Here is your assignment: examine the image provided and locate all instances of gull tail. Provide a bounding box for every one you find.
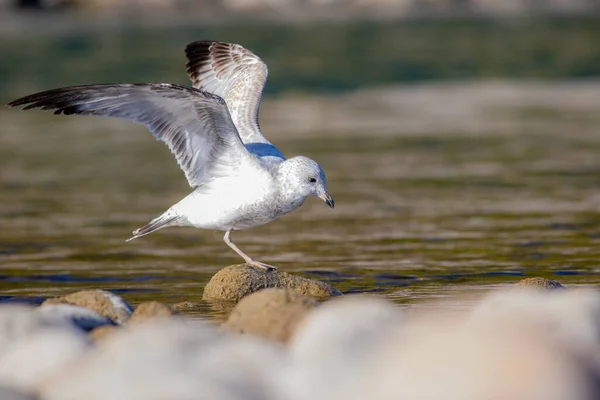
[126,212,181,242]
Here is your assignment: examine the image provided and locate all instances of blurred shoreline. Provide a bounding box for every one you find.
[1,0,599,30]
[0,0,599,38]
[2,16,600,101]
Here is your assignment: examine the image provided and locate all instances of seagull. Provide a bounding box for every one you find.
[7,41,334,271]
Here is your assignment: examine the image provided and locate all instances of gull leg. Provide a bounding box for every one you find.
[223,230,278,271]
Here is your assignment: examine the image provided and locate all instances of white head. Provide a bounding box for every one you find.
[278,156,334,208]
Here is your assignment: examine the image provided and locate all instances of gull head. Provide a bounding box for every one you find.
[279,156,334,209]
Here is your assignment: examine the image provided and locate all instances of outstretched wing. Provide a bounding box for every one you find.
[7,83,257,188]
[185,41,269,145]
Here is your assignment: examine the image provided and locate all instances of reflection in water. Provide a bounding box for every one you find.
[2,80,600,320]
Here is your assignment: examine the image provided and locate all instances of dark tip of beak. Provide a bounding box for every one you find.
[327,198,335,209]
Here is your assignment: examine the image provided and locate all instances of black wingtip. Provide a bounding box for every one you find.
[7,92,49,110]
[6,99,23,108]
[185,40,217,52]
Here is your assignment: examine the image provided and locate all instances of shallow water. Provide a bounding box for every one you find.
[3,80,600,319]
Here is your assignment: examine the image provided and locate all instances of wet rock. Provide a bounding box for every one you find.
[40,320,288,400]
[42,290,133,324]
[38,304,115,331]
[277,272,342,299]
[129,302,174,323]
[202,264,342,303]
[514,277,564,290]
[223,288,318,343]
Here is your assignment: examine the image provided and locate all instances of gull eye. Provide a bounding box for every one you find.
[309,178,317,183]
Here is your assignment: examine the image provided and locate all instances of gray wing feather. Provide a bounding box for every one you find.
[7,83,254,188]
[185,41,269,145]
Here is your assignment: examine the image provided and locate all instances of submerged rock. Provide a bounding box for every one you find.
[202,264,342,302]
[223,288,318,343]
[129,302,175,323]
[42,290,133,324]
[514,277,564,290]
[171,301,203,312]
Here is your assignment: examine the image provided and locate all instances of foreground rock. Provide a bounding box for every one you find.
[364,315,598,400]
[289,296,405,399]
[3,286,600,399]
[223,289,318,343]
[42,290,133,324]
[39,320,288,400]
[514,277,564,290]
[202,264,342,302]
[0,386,38,400]
[290,296,405,363]
[471,289,600,367]
[0,306,91,392]
[88,326,119,343]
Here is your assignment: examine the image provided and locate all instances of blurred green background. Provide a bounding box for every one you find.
[2,16,600,97]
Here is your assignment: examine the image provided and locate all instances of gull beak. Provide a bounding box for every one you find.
[319,192,335,209]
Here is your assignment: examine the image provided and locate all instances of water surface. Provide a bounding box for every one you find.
[3,81,600,319]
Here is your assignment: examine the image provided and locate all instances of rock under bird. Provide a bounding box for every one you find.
[7,41,334,271]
